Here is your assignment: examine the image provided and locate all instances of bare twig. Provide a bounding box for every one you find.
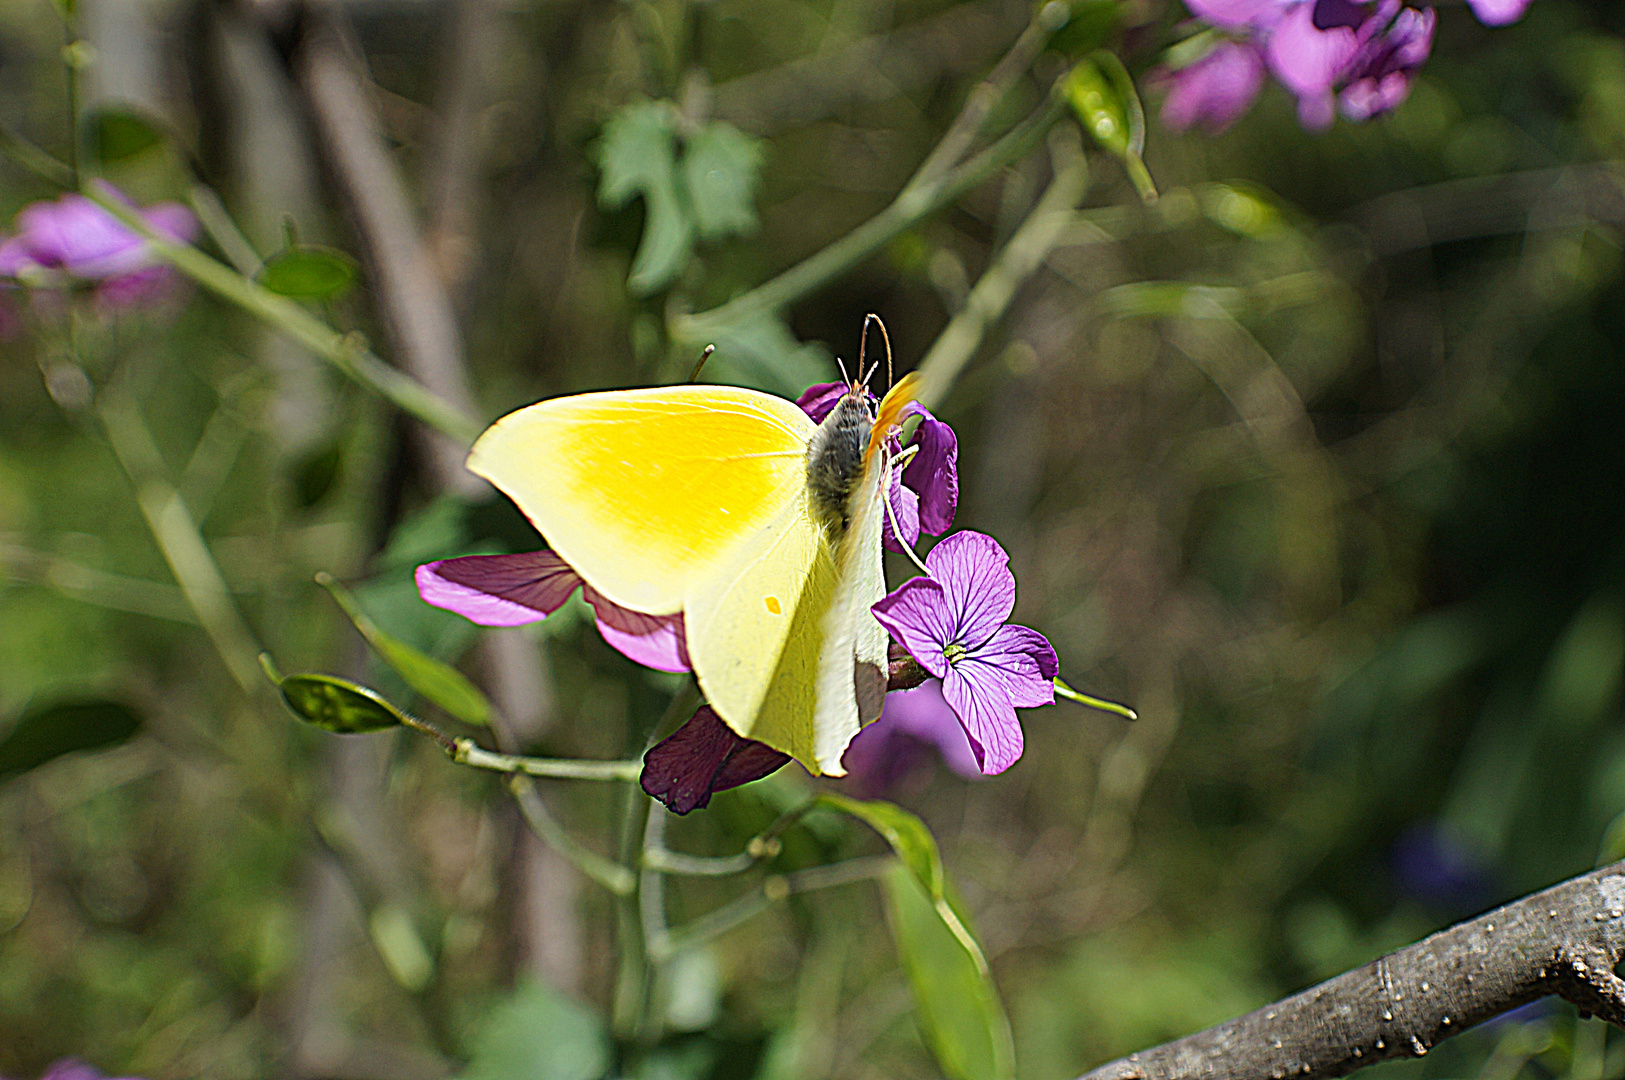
[1076,860,1625,1080]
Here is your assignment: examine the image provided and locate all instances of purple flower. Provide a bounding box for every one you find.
[35,1062,141,1080]
[1465,0,1530,25]
[1267,0,1397,128]
[641,705,791,813]
[1159,40,1268,133]
[795,381,958,552]
[0,188,197,309]
[1338,6,1435,121]
[870,532,1057,774]
[1183,0,1288,30]
[840,679,984,795]
[416,551,689,673]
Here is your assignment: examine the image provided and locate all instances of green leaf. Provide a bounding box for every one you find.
[880,864,1016,1080]
[0,699,142,783]
[274,672,409,734]
[85,107,163,164]
[318,573,492,726]
[682,121,763,241]
[257,246,359,301]
[597,101,694,295]
[1064,56,1156,203]
[458,981,610,1080]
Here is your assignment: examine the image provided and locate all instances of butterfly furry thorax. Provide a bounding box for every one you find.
[805,389,876,537]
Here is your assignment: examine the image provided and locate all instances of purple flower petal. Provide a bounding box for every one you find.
[883,470,921,553]
[0,235,42,277]
[924,531,1016,649]
[796,381,847,422]
[583,586,690,672]
[1184,0,1288,30]
[901,404,958,535]
[871,576,955,678]
[641,706,790,814]
[941,665,1025,774]
[970,624,1059,704]
[885,679,983,777]
[39,1062,108,1080]
[416,550,582,626]
[1160,40,1268,133]
[1339,6,1434,120]
[1465,0,1529,25]
[1267,0,1362,97]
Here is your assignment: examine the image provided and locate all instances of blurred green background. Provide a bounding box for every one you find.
[3,0,1625,1077]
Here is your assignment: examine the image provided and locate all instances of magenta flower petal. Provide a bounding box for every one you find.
[583,586,690,672]
[941,666,1024,774]
[0,235,42,276]
[1160,40,1268,133]
[416,550,581,626]
[924,531,1016,647]
[795,381,847,422]
[885,679,983,777]
[872,576,955,679]
[1338,6,1434,120]
[1184,0,1287,29]
[901,404,958,535]
[883,470,921,553]
[1267,1,1361,97]
[39,1062,112,1080]
[641,706,791,813]
[981,624,1060,692]
[1465,0,1530,25]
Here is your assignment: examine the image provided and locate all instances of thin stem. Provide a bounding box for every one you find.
[81,182,484,446]
[0,542,196,624]
[187,184,264,277]
[451,739,643,782]
[902,0,1070,195]
[1054,679,1138,721]
[651,855,896,962]
[675,87,1068,344]
[508,777,636,896]
[0,120,75,187]
[641,797,815,877]
[98,391,264,694]
[913,129,1091,410]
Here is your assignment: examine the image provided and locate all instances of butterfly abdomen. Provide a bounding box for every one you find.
[806,392,873,537]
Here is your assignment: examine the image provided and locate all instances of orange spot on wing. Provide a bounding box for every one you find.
[867,372,921,461]
[764,595,782,615]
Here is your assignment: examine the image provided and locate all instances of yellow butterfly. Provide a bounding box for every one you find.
[467,346,919,776]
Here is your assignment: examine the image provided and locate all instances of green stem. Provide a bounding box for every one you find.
[1054,678,1138,722]
[674,88,1067,345]
[508,777,636,896]
[81,182,483,446]
[0,542,196,624]
[641,797,813,876]
[650,855,896,962]
[98,391,265,695]
[913,130,1092,410]
[0,120,75,187]
[452,739,643,782]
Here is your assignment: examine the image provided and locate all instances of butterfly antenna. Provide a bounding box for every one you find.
[686,344,716,383]
[835,354,853,391]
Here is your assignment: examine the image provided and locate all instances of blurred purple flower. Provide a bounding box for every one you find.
[870,531,1057,774]
[840,679,983,795]
[1389,820,1494,911]
[417,550,689,672]
[1338,6,1435,121]
[641,705,791,813]
[1159,40,1269,133]
[1176,0,1442,131]
[796,381,958,552]
[0,189,197,309]
[35,1061,141,1080]
[1465,0,1531,25]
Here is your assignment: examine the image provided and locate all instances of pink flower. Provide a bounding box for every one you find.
[870,532,1057,774]
[1159,40,1268,133]
[416,550,689,672]
[0,188,197,310]
[1465,0,1531,26]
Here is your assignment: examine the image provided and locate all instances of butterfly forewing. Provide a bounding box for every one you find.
[468,386,815,615]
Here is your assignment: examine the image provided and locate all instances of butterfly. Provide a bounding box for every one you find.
[466,327,919,776]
